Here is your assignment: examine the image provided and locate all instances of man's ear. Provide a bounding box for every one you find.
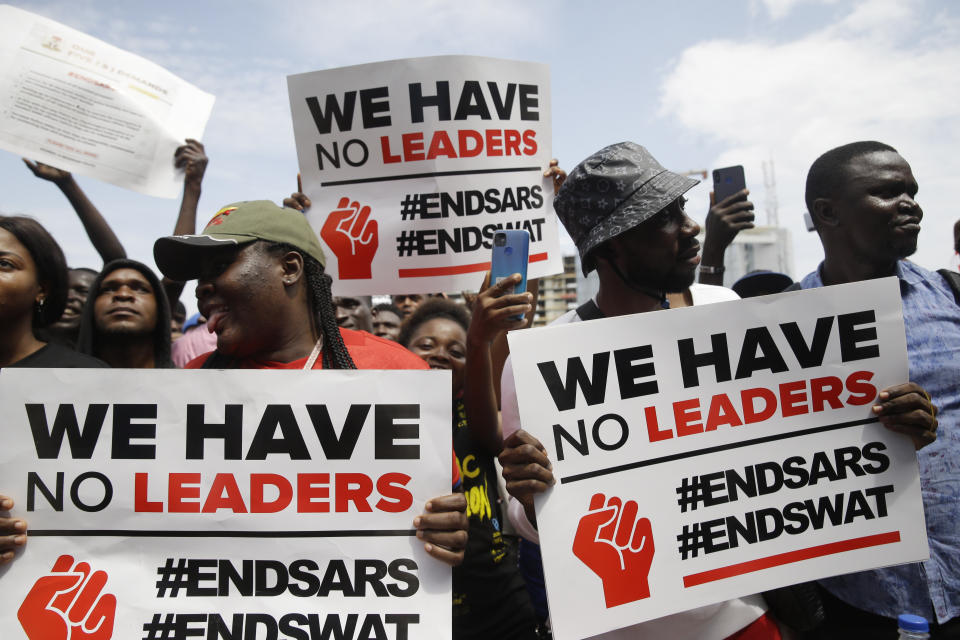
[811,197,839,229]
[280,251,305,285]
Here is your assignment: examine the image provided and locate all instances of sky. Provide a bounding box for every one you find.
[1,0,958,315]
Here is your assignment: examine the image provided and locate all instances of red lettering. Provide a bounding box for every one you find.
[705,393,743,430]
[335,473,373,512]
[168,473,201,513]
[380,136,401,163]
[645,405,673,442]
[485,129,504,156]
[426,130,457,159]
[810,376,844,412]
[375,473,413,512]
[845,370,877,406]
[742,387,777,423]
[779,380,809,417]
[202,473,247,513]
[522,129,537,155]
[458,130,483,157]
[401,132,425,161]
[504,129,522,155]
[297,473,330,513]
[674,399,703,437]
[250,473,292,513]
[134,473,162,512]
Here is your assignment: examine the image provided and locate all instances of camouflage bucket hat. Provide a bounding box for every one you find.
[554,142,699,274]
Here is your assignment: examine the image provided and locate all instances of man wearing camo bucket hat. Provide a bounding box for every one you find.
[497,143,784,639]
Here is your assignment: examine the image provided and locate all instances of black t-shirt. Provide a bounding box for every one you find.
[452,397,537,640]
[7,343,107,368]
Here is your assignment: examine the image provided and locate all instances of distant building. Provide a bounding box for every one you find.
[534,254,578,326]
[709,225,794,287]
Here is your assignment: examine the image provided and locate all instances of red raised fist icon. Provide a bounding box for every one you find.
[321,197,379,279]
[573,493,655,608]
[18,554,116,640]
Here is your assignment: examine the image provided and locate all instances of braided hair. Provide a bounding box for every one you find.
[264,242,355,369]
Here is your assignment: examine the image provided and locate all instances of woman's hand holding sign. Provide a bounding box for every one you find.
[0,494,26,564]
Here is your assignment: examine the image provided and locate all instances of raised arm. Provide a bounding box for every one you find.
[23,159,126,263]
[699,189,755,285]
[162,139,209,305]
[464,273,533,454]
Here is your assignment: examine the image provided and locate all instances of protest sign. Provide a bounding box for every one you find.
[0,5,214,198]
[287,55,560,295]
[0,369,451,640]
[507,278,928,640]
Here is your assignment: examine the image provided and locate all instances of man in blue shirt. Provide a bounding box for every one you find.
[800,141,957,638]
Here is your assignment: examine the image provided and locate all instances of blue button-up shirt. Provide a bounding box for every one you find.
[801,261,960,623]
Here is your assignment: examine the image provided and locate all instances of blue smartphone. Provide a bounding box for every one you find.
[712,165,746,204]
[490,230,529,319]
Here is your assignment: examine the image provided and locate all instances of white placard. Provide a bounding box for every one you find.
[288,55,560,295]
[0,369,451,640]
[0,5,215,198]
[507,278,928,640]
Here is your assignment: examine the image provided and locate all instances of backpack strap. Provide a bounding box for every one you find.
[937,269,960,305]
[575,299,605,321]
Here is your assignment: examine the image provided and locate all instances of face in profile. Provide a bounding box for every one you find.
[605,197,701,294]
[831,151,922,265]
[94,268,158,336]
[195,243,296,359]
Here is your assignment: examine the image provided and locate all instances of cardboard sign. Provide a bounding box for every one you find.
[287,55,560,295]
[507,278,928,640]
[0,5,214,198]
[0,369,451,640]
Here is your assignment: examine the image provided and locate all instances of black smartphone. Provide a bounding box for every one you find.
[712,165,746,204]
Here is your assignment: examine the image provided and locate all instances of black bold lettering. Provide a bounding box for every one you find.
[735,327,789,379]
[374,405,419,460]
[454,81,492,120]
[537,353,610,411]
[186,404,243,460]
[553,420,588,461]
[838,310,880,362]
[387,559,420,597]
[246,405,309,460]
[677,335,731,388]
[306,92,357,134]
[518,84,539,120]
[358,87,391,128]
[110,404,156,459]
[305,404,370,460]
[409,82,450,123]
[70,471,112,512]
[26,404,108,459]
[487,82,517,119]
[780,316,834,367]
[613,345,658,399]
[861,442,890,474]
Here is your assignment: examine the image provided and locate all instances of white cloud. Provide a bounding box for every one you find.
[755,0,838,20]
[660,0,960,277]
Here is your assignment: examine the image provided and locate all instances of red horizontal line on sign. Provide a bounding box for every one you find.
[398,251,549,278]
[682,530,901,588]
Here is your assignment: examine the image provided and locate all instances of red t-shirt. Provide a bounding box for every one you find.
[185,328,461,485]
[185,327,429,370]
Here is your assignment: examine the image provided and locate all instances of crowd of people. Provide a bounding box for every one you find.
[0,136,956,640]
